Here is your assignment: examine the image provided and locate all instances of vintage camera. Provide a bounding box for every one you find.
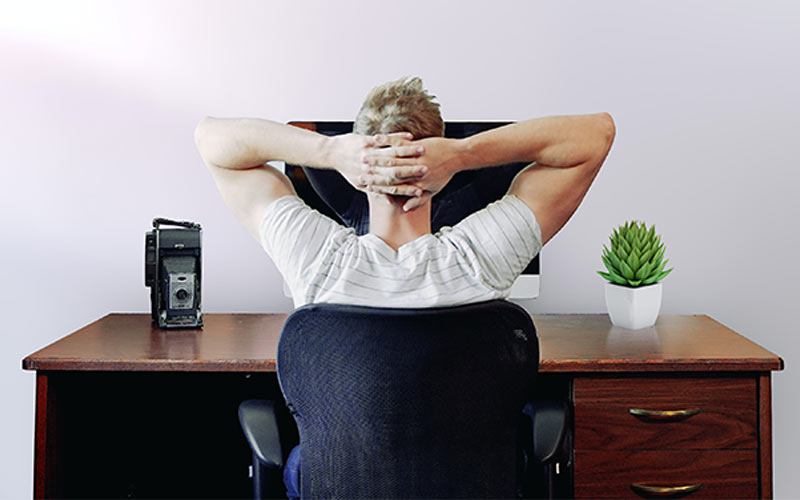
[145,218,203,329]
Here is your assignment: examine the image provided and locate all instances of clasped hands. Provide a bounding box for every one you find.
[332,132,458,212]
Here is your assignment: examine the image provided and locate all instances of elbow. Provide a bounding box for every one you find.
[195,116,221,168]
[591,112,615,168]
[194,116,213,153]
[598,112,616,149]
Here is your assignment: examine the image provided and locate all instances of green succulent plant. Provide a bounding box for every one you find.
[598,221,673,287]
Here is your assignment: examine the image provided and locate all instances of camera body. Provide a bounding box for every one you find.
[145,218,203,329]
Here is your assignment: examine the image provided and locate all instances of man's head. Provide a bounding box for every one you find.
[354,77,444,139]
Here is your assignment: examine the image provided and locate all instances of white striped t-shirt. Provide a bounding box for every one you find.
[260,194,542,308]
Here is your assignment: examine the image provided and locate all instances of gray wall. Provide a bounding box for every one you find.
[2,1,798,497]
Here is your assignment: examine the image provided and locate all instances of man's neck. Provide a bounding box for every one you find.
[367,193,432,250]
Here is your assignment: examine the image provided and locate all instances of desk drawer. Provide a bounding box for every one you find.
[574,376,757,450]
[574,449,758,499]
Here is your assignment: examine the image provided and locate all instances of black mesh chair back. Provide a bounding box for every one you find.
[277,299,539,499]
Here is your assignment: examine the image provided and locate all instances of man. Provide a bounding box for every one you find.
[195,77,614,309]
[196,77,613,497]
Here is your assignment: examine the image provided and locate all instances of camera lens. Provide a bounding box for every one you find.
[176,289,188,300]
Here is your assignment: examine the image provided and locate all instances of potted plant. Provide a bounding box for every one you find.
[597,221,673,329]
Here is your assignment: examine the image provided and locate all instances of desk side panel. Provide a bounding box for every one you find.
[34,372,60,499]
[759,373,773,499]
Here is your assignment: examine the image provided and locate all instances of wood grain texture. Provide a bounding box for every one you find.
[574,449,758,499]
[759,374,773,499]
[33,372,50,499]
[536,314,783,373]
[23,314,287,372]
[34,372,64,499]
[574,376,757,450]
[22,314,784,374]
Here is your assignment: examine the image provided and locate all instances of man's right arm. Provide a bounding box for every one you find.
[366,113,616,245]
[498,113,615,245]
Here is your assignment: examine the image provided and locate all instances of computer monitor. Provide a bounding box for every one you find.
[283,121,540,300]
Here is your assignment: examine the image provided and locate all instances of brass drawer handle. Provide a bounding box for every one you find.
[629,408,703,421]
[631,483,704,496]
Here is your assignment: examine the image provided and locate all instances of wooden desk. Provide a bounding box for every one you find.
[23,313,783,499]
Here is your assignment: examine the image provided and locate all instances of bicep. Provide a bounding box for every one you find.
[509,161,602,245]
[206,163,296,240]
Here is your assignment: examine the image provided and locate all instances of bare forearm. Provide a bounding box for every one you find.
[458,113,615,170]
[194,117,333,170]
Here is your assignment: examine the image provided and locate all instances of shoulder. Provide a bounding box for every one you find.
[261,195,343,238]
[437,195,542,291]
[260,195,358,306]
[259,195,354,267]
[445,195,541,243]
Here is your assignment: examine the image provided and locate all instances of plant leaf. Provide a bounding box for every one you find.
[599,270,627,285]
[650,244,665,266]
[609,268,628,285]
[619,236,632,255]
[627,250,640,273]
[635,261,650,280]
[653,258,670,276]
[641,246,656,265]
[601,255,616,274]
[631,244,641,261]
[608,251,624,273]
[619,259,635,279]
[616,242,629,260]
[656,268,674,281]
[628,279,642,287]
[625,226,635,245]
[603,244,617,264]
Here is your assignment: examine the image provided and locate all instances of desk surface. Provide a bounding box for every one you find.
[23,313,783,373]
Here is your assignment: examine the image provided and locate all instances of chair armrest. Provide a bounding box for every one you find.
[238,399,284,468]
[523,399,569,464]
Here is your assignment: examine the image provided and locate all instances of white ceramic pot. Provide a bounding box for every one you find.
[605,282,663,330]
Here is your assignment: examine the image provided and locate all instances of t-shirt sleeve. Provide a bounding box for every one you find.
[441,194,543,291]
[259,195,349,298]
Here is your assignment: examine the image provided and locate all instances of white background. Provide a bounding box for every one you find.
[2,1,798,497]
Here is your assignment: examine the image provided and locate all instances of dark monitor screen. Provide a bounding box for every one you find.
[285,121,539,276]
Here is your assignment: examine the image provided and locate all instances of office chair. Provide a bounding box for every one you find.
[239,300,570,499]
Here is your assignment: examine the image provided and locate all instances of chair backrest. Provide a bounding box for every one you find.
[277,300,539,499]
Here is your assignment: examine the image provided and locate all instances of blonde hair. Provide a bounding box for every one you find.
[354,77,444,139]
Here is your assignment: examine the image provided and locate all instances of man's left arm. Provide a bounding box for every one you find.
[194,117,426,239]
